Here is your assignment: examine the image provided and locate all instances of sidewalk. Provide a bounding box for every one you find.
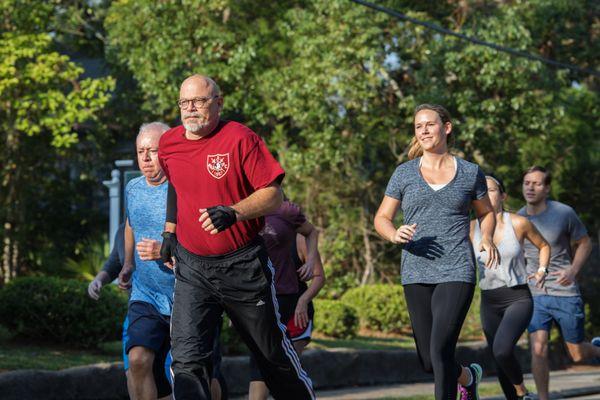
[232,366,600,399]
[311,366,600,400]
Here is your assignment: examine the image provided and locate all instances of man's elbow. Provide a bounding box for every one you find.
[579,236,593,254]
[266,184,283,213]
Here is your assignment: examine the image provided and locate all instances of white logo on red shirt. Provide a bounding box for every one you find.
[207,153,230,179]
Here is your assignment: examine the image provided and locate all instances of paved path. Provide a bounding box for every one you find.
[315,366,600,400]
[233,366,600,399]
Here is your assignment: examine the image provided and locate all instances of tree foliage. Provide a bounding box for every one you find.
[0,19,114,283]
[105,0,598,289]
[1,0,598,290]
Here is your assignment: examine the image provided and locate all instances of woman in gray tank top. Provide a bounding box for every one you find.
[470,175,550,400]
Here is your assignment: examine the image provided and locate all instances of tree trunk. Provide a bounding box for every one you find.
[360,207,375,286]
[1,130,20,285]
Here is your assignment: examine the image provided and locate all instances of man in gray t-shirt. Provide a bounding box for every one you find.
[518,166,597,400]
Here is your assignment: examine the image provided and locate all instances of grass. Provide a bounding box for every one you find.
[381,383,504,399]
[310,333,416,350]
[0,340,122,372]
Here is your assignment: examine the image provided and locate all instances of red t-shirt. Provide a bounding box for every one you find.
[158,121,285,256]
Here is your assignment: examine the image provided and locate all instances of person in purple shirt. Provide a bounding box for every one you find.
[248,199,326,400]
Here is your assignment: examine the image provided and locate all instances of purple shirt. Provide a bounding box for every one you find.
[260,201,306,294]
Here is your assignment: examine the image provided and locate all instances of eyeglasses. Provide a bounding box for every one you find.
[177,95,219,109]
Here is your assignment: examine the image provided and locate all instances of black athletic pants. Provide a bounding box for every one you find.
[481,285,533,400]
[170,240,314,400]
[404,282,475,400]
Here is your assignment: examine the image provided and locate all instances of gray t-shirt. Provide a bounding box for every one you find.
[385,157,488,285]
[517,200,588,297]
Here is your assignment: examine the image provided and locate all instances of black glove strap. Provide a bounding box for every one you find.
[207,206,237,232]
[160,232,177,263]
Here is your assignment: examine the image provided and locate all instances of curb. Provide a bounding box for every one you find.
[484,386,600,400]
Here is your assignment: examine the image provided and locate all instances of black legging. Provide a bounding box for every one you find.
[404,282,475,400]
[480,285,533,400]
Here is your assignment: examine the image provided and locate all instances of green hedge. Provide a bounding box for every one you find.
[220,316,248,355]
[0,277,127,348]
[313,299,358,339]
[459,286,483,341]
[341,284,410,333]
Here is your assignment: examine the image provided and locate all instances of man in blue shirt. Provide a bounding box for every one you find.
[118,122,175,400]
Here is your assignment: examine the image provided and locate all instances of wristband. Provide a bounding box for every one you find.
[537,266,548,275]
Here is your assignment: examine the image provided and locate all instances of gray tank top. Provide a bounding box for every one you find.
[473,212,528,290]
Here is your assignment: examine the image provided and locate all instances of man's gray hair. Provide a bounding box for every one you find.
[138,121,170,136]
[136,122,170,143]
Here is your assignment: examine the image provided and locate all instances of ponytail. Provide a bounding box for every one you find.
[407,104,452,159]
[408,137,423,160]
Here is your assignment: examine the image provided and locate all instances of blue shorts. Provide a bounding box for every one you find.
[121,316,172,377]
[122,306,224,382]
[527,295,585,344]
[125,301,173,397]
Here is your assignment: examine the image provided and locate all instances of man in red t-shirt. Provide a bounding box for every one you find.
[158,75,314,400]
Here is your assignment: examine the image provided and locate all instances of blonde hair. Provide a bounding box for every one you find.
[408,104,452,160]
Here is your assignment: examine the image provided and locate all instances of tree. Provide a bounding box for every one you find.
[104,0,598,292]
[0,32,114,283]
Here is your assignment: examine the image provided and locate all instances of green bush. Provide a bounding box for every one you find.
[0,277,127,348]
[459,286,484,341]
[0,324,14,343]
[220,315,248,355]
[313,299,358,339]
[341,284,410,333]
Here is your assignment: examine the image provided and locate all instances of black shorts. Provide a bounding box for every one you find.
[126,301,172,397]
[275,293,314,342]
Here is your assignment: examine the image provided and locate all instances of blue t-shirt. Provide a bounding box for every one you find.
[384,157,488,285]
[125,176,174,316]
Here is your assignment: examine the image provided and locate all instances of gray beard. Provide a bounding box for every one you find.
[183,120,210,133]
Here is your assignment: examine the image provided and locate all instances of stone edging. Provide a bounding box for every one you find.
[0,342,572,399]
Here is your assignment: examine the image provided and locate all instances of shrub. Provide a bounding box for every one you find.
[341,284,410,333]
[313,299,358,339]
[220,316,248,355]
[459,286,484,341]
[0,276,127,348]
[0,324,14,343]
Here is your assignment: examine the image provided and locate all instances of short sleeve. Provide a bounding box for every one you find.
[242,134,285,189]
[566,208,588,241]
[158,136,171,181]
[384,166,404,200]
[472,167,488,200]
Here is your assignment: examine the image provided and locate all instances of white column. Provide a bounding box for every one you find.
[102,169,121,251]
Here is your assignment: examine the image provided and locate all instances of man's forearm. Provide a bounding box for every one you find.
[231,184,282,221]
[570,237,592,275]
[96,270,112,285]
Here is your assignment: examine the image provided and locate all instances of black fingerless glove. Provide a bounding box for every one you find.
[160,232,178,263]
[207,205,237,232]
